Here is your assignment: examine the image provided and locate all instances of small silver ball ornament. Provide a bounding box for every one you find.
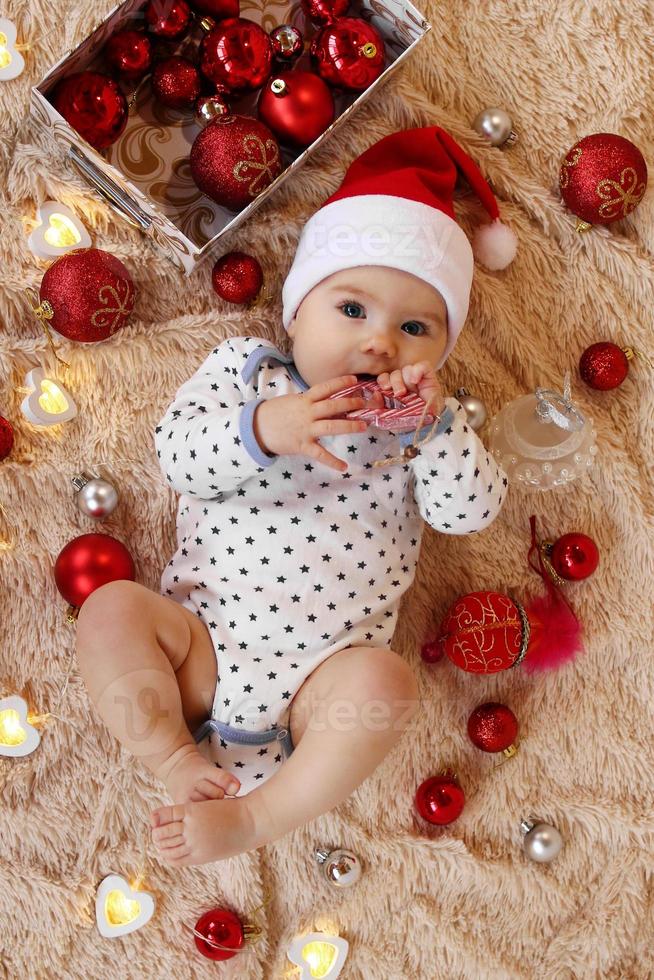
[455,387,487,431]
[72,473,119,519]
[194,94,230,126]
[270,24,304,63]
[472,107,517,148]
[314,847,362,887]
[520,819,563,863]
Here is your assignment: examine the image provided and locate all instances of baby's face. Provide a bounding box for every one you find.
[287,266,449,388]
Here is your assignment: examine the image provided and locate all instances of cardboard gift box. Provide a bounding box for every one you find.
[30,0,431,274]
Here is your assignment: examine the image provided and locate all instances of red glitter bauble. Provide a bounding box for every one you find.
[579,341,630,390]
[438,591,528,674]
[415,772,465,825]
[51,71,128,151]
[310,18,386,91]
[301,0,349,24]
[550,533,600,581]
[559,133,648,226]
[0,416,14,461]
[194,907,245,961]
[38,248,136,343]
[145,0,192,38]
[104,29,152,81]
[212,251,263,303]
[258,71,334,148]
[188,0,239,16]
[54,533,135,609]
[200,17,272,94]
[190,114,282,210]
[152,56,201,108]
[420,638,444,664]
[467,702,518,753]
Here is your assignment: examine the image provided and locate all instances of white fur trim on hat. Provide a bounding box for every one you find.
[281,195,474,369]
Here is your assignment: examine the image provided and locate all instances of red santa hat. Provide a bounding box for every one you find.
[281,125,517,368]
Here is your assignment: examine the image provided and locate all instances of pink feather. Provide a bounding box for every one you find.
[522,588,584,674]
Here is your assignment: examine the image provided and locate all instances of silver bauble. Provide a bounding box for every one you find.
[194,94,230,126]
[270,24,304,62]
[520,819,563,863]
[314,847,362,887]
[455,387,487,431]
[72,473,119,519]
[472,107,518,148]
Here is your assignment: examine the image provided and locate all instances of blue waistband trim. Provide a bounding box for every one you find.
[193,718,295,757]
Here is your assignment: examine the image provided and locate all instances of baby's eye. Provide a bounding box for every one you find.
[401,320,426,336]
[339,301,365,318]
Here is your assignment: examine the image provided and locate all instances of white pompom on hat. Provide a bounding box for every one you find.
[282,125,517,369]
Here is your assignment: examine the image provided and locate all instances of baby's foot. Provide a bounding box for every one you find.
[150,794,262,866]
[155,744,240,804]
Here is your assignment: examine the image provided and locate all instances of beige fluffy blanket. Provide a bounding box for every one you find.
[1,0,653,977]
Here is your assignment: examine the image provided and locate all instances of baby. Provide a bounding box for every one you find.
[76,125,513,867]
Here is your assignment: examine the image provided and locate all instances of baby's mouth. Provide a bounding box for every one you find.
[355,373,377,381]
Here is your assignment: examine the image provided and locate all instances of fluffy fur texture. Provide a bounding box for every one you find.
[1,0,653,977]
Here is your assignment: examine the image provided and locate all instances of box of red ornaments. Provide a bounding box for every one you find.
[30,0,431,274]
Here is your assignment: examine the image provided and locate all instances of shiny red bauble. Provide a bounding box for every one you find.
[188,0,239,17]
[54,533,136,608]
[38,248,136,343]
[51,71,128,151]
[310,17,386,91]
[438,591,527,674]
[200,17,272,94]
[145,0,192,38]
[194,907,244,961]
[212,251,263,303]
[420,638,444,664]
[258,71,334,147]
[301,0,349,24]
[550,533,600,581]
[0,416,14,461]
[467,702,518,753]
[104,29,152,81]
[559,133,648,226]
[579,341,630,390]
[415,772,465,825]
[190,115,282,209]
[152,56,201,108]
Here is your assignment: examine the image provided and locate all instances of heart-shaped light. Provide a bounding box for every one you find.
[287,932,349,979]
[0,19,25,81]
[28,201,91,260]
[96,874,155,938]
[0,695,41,757]
[20,367,77,427]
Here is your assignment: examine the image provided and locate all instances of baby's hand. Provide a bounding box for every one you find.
[253,375,376,473]
[377,363,446,417]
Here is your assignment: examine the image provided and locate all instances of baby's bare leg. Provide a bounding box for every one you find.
[75,580,241,803]
[150,645,421,865]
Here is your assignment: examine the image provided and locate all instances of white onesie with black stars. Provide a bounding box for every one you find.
[154,336,508,795]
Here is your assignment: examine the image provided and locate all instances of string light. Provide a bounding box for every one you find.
[0,18,29,81]
[286,932,349,979]
[27,201,91,260]
[20,366,77,426]
[95,874,156,938]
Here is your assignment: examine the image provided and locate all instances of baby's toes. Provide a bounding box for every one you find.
[189,778,226,802]
[150,802,186,829]
[210,769,241,797]
[158,841,192,865]
[152,819,184,847]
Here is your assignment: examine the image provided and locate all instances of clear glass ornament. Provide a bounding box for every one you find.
[488,372,598,490]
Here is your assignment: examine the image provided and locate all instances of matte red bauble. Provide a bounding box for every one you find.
[415,772,465,825]
[559,133,648,227]
[0,416,14,461]
[200,17,272,94]
[152,56,201,108]
[194,908,245,961]
[420,639,444,664]
[104,29,152,81]
[50,71,128,150]
[38,248,136,343]
[145,0,192,38]
[579,341,630,390]
[467,702,518,753]
[549,533,599,581]
[258,71,334,147]
[310,18,386,91]
[190,115,282,209]
[301,0,349,24]
[54,533,136,608]
[212,251,263,303]
[188,0,239,17]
